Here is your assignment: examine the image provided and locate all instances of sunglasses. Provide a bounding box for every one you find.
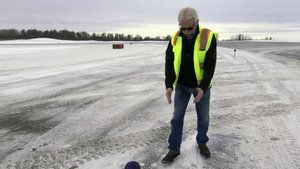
[179,26,194,31]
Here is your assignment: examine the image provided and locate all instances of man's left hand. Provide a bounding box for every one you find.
[194,87,203,103]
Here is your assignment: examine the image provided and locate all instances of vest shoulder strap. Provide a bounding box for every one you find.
[172,31,180,46]
[199,28,211,51]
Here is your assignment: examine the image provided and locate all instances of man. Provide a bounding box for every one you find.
[162,7,217,163]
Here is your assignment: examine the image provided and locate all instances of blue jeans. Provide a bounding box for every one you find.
[168,83,210,152]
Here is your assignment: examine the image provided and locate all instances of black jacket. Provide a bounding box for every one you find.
[165,27,217,93]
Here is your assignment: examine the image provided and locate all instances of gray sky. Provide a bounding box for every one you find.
[1,0,300,41]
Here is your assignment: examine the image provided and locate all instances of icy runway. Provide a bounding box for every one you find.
[0,40,300,169]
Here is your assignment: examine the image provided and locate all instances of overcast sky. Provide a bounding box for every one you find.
[1,0,300,41]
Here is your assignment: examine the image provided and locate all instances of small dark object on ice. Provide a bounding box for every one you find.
[125,161,141,169]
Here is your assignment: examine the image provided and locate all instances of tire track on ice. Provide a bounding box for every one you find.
[1,89,169,168]
[271,117,300,168]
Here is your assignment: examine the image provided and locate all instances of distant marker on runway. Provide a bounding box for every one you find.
[234,49,236,59]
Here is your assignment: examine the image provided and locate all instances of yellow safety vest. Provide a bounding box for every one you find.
[171,26,217,86]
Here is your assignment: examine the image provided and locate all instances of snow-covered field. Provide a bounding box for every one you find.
[0,39,300,169]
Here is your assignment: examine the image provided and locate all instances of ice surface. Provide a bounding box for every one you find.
[0,39,299,169]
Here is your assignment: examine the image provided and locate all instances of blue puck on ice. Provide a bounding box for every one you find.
[125,161,141,169]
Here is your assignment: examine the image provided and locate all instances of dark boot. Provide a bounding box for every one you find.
[198,144,211,158]
[161,150,180,163]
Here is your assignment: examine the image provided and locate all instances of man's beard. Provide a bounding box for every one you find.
[185,33,195,40]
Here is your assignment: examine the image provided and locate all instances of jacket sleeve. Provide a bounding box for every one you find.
[198,35,217,93]
[165,40,176,90]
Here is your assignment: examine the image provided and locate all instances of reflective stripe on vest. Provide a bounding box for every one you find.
[171,26,217,86]
[200,28,211,51]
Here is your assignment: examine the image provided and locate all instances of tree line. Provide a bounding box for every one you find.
[229,34,274,41]
[230,34,253,40]
[0,29,171,41]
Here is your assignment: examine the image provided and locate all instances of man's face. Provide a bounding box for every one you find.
[179,19,197,36]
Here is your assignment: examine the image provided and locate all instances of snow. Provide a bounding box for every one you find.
[0,38,165,45]
[0,38,300,169]
[0,38,99,45]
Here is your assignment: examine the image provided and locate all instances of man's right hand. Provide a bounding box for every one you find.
[166,88,173,104]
